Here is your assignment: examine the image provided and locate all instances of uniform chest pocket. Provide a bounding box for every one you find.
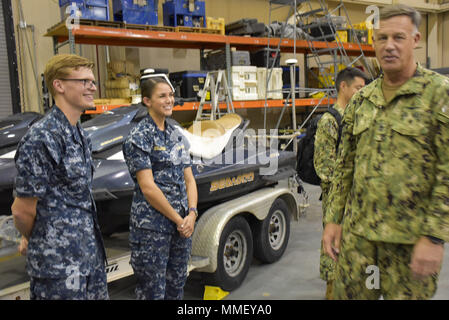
[391,122,428,136]
[62,157,88,179]
[151,148,171,164]
[390,120,429,158]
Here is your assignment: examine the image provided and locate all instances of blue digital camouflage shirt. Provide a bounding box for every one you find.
[14,105,106,278]
[123,114,191,237]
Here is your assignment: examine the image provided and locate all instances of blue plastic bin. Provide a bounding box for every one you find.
[163,0,206,27]
[169,71,207,99]
[112,0,158,25]
[59,0,109,21]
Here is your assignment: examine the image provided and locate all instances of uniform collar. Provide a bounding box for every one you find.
[50,105,85,144]
[146,113,173,134]
[361,63,430,108]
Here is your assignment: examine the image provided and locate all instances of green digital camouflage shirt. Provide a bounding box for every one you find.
[314,103,345,186]
[314,103,345,216]
[325,64,449,244]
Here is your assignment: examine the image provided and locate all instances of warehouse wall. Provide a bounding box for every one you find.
[11,0,101,113]
[10,0,449,115]
[138,0,291,74]
[443,12,449,67]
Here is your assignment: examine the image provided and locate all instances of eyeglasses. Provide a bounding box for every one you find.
[59,78,98,88]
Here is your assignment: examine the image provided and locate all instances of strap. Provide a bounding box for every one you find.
[325,107,343,149]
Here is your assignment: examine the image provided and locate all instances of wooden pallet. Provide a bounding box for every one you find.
[46,19,221,37]
[94,98,132,106]
[122,24,175,32]
[92,20,122,29]
[144,25,175,32]
[174,26,221,35]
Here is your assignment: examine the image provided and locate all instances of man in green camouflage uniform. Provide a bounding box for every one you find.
[314,67,367,299]
[322,4,449,299]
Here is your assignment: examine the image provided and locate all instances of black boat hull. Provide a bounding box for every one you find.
[0,107,298,236]
[91,150,297,235]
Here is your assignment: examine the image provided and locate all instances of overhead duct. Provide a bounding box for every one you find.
[327,0,449,13]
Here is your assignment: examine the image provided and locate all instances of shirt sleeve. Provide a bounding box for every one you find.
[14,132,60,199]
[168,126,192,170]
[314,114,339,184]
[421,81,449,242]
[324,97,359,225]
[123,131,153,179]
[181,131,192,169]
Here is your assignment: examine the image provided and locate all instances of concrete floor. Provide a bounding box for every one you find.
[108,182,449,300]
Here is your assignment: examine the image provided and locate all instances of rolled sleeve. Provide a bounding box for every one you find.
[14,138,57,199]
[123,136,153,178]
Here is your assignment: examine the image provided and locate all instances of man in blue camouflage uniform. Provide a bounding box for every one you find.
[123,77,198,300]
[11,54,108,300]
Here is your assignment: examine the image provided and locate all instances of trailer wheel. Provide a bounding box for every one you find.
[205,216,253,291]
[253,198,290,263]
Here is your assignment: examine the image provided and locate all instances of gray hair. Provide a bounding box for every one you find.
[379,4,421,33]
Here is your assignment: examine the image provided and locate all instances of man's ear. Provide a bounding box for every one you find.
[413,31,421,49]
[52,79,64,94]
[339,80,347,93]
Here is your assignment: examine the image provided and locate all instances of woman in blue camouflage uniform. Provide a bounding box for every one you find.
[123,77,198,300]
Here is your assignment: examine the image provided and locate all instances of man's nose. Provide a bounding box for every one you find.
[384,36,396,50]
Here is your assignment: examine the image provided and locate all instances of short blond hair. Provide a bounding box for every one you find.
[44,54,94,97]
[379,4,421,32]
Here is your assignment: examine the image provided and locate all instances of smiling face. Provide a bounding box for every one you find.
[373,15,421,76]
[143,82,175,120]
[53,67,97,111]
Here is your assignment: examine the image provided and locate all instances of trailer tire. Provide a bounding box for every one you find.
[253,198,290,263]
[205,216,253,291]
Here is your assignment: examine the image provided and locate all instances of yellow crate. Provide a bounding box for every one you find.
[330,63,346,74]
[311,92,326,99]
[318,74,333,87]
[335,30,347,43]
[206,17,225,35]
[353,21,373,45]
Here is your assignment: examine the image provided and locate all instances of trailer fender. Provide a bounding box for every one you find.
[191,182,300,273]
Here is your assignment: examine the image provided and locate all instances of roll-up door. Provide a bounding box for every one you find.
[0,0,20,117]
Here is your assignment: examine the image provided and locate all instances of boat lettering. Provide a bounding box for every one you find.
[210,172,254,192]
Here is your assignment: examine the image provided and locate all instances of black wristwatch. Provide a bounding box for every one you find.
[189,207,198,218]
[425,235,444,245]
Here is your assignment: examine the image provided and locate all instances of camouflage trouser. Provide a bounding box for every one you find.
[130,229,192,300]
[30,258,108,300]
[320,183,335,282]
[333,230,439,300]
